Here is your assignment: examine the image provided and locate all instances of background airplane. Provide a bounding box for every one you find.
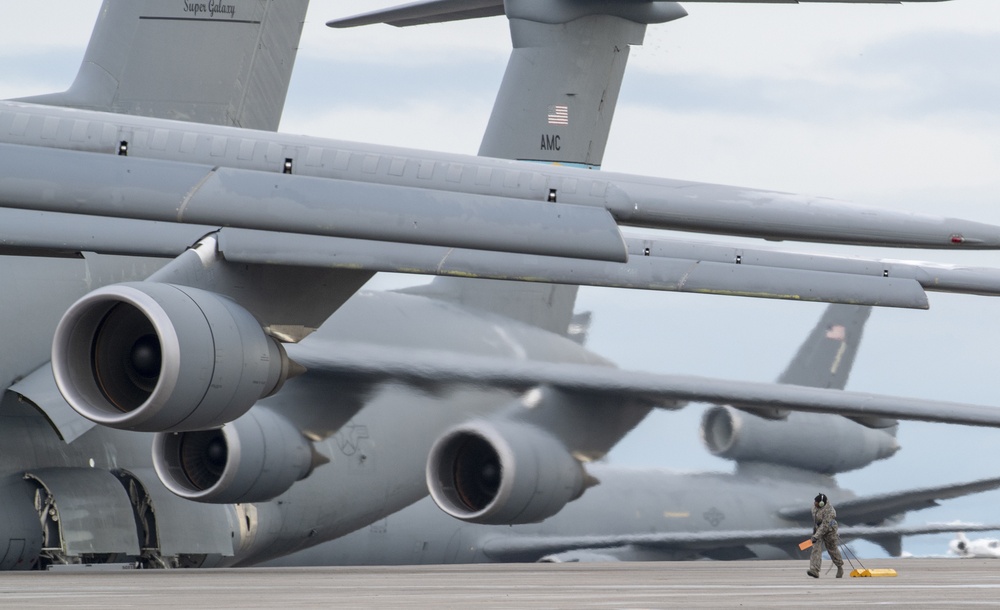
[950,533,1000,558]
[266,465,1000,565]
[305,0,1000,557]
[0,0,987,564]
[265,302,1000,565]
[314,0,1000,556]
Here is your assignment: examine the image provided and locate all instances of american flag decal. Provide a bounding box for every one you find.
[547,104,569,125]
[825,325,846,341]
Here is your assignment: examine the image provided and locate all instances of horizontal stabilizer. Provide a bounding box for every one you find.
[779,476,1000,525]
[328,0,503,28]
[327,0,944,29]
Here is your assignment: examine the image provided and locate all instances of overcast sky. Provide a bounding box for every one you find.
[2,0,999,557]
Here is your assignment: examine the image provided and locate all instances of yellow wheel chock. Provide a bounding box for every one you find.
[850,568,897,578]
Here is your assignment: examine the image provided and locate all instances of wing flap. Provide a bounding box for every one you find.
[0,143,628,264]
[0,209,210,258]
[217,229,930,309]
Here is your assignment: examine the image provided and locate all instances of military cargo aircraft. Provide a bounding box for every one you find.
[266,466,1000,564]
[0,0,996,571]
[264,303,1000,565]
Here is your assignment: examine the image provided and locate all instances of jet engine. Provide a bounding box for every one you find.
[426,420,586,525]
[153,407,318,503]
[701,405,899,474]
[52,282,292,432]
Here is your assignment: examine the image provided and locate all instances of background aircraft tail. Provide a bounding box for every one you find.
[703,304,900,475]
[478,3,687,168]
[777,304,871,390]
[387,1,685,335]
[16,0,309,131]
[331,0,687,166]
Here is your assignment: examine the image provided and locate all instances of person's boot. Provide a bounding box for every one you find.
[836,565,844,578]
[807,570,819,578]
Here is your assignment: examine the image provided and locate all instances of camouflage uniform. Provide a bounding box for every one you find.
[808,500,844,578]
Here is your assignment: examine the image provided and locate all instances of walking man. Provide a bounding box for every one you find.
[808,493,844,578]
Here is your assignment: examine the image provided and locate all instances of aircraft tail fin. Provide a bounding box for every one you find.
[16,0,309,131]
[389,3,687,336]
[358,3,685,335]
[331,1,687,168]
[479,3,686,168]
[777,304,872,390]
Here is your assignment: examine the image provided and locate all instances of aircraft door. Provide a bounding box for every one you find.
[0,474,44,570]
[24,468,140,567]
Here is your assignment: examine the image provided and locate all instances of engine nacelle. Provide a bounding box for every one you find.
[701,406,900,474]
[153,408,316,503]
[426,420,586,525]
[52,282,291,432]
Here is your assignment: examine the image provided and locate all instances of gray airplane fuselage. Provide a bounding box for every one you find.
[265,463,847,565]
[0,251,646,567]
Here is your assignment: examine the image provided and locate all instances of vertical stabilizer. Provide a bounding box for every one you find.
[778,304,872,390]
[780,304,896,428]
[416,3,686,335]
[479,2,687,168]
[387,2,684,335]
[16,0,309,131]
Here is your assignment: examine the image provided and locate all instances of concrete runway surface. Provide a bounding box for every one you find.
[0,559,996,608]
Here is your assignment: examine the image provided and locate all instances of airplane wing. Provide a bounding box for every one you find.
[479,522,1000,562]
[778,476,1000,526]
[16,199,1000,311]
[11,138,1000,311]
[290,340,1000,428]
[0,206,938,310]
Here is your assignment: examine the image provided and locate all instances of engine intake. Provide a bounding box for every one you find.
[426,420,586,525]
[52,282,291,432]
[153,408,318,503]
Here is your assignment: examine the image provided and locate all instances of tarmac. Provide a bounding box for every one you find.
[0,558,996,608]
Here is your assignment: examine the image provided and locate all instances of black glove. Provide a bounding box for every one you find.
[810,537,818,543]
